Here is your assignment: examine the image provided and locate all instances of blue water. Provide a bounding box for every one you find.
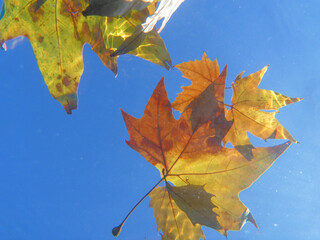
[0,0,319,240]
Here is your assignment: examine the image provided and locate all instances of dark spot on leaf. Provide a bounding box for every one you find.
[60,2,71,17]
[91,26,106,53]
[179,120,188,132]
[162,140,173,151]
[62,76,71,86]
[38,36,44,43]
[56,83,63,93]
[141,138,156,149]
[28,2,44,22]
[74,30,80,41]
[81,22,90,41]
[206,137,218,147]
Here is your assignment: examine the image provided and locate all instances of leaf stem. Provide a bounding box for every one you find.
[112,177,165,237]
[217,100,233,108]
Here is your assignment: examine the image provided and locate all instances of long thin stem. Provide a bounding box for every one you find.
[112,177,165,236]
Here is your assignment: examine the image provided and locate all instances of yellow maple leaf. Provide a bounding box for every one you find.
[223,66,302,158]
[0,0,171,113]
[172,53,302,159]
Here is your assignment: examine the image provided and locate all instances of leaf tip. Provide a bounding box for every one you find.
[261,65,269,75]
[247,212,258,229]
[121,109,130,122]
[294,97,303,103]
[159,76,165,85]
[164,59,173,70]
[235,71,245,81]
[202,51,208,59]
[55,94,78,114]
[153,77,166,93]
[221,64,228,75]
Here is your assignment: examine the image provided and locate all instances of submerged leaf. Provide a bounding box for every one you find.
[0,0,171,113]
[166,183,220,230]
[150,182,259,239]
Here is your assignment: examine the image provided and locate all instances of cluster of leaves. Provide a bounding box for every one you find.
[0,0,172,113]
[0,1,302,239]
[118,53,302,239]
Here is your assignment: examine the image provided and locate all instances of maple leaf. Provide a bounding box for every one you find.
[222,66,302,159]
[172,53,302,160]
[0,0,171,113]
[172,52,232,144]
[172,53,221,112]
[115,77,294,239]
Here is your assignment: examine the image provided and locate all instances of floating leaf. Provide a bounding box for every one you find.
[172,53,221,112]
[115,60,299,238]
[0,0,171,113]
[223,66,302,158]
[172,52,232,142]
